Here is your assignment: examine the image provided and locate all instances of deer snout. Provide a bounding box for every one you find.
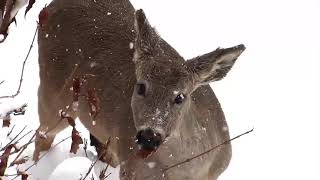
[136,128,163,151]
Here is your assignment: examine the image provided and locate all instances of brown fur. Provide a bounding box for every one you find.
[35,0,245,179]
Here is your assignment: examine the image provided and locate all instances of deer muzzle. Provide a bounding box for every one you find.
[136,128,163,151]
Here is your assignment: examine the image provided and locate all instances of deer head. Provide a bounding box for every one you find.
[131,9,245,152]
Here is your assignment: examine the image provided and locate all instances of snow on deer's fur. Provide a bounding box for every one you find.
[35,0,245,179]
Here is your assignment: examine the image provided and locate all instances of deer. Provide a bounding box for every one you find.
[34,0,245,179]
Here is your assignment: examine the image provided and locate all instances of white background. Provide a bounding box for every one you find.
[0,0,319,179]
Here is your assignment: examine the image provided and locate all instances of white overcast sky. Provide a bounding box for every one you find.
[0,0,320,179]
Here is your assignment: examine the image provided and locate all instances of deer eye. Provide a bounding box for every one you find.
[174,94,185,104]
[136,83,146,96]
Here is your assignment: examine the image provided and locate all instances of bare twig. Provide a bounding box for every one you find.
[9,136,72,180]
[12,104,27,116]
[0,104,27,128]
[43,76,90,142]
[0,136,34,160]
[43,100,74,136]
[0,104,27,120]
[26,136,71,171]
[55,64,79,99]
[83,138,88,157]
[16,138,35,152]
[1,126,26,151]
[0,80,4,85]
[6,124,16,137]
[0,26,38,99]
[9,131,35,167]
[81,137,111,180]
[99,163,111,180]
[162,128,254,172]
[45,75,95,137]
[0,144,18,176]
[13,130,33,145]
[10,156,29,166]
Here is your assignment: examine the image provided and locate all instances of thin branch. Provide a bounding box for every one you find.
[0,104,27,128]
[55,64,79,99]
[0,135,35,160]
[83,138,88,158]
[44,96,78,136]
[12,104,27,116]
[1,126,26,151]
[42,100,73,137]
[9,136,72,180]
[99,163,111,180]
[9,131,35,167]
[162,128,254,172]
[12,130,33,145]
[45,75,93,137]
[43,90,91,137]
[81,137,111,180]
[0,80,4,85]
[6,124,16,137]
[26,136,71,171]
[0,26,38,99]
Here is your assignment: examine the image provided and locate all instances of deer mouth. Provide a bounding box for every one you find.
[135,128,163,158]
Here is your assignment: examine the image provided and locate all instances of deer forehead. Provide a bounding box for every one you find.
[137,67,189,89]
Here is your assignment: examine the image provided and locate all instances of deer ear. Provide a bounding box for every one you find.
[186,44,245,87]
[134,9,159,62]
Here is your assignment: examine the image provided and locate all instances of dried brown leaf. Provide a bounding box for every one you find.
[60,110,76,127]
[21,173,29,180]
[66,117,76,127]
[2,116,10,127]
[11,156,29,166]
[87,88,100,119]
[38,5,48,27]
[70,127,83,154]
[72,77,81,101]
[17,170,29,180]
[0,0,14,43]
[12,16,16,25]
[24,0,35,16]
[2,104,27,128]
[0,144,14,175]
[0,0,5,16]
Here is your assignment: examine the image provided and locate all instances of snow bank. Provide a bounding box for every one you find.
[48,157,97,180]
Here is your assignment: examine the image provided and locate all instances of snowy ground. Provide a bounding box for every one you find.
[0,118,120,180]
[0,99,119,179]
[1,0,320,180]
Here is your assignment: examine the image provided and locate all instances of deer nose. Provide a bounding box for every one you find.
[136,128,162,151]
